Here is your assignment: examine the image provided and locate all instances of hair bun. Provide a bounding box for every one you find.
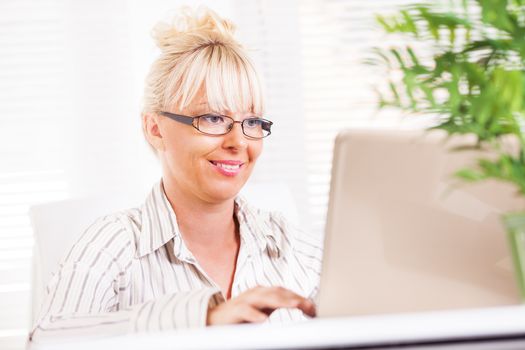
[152,6,238,52]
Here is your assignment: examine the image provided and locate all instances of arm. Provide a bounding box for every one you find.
[30,216,222,343]
[32,278,221,342]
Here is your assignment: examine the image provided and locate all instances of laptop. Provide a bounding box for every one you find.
[318,128,523,318]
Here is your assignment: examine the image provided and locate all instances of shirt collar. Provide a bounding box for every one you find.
[235,196,282,258]
[136,181,283,259]
[136,180,180,258]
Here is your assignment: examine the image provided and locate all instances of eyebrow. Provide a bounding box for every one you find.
[189,102,261,117]
[186,102,210,115]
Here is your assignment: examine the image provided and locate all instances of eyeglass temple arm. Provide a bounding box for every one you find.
[160,112,194,126]
[262,120,272,132]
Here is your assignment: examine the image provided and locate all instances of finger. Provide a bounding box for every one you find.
[250,293,298,310]
[245,286,290,298]
[248,287,307,311]
[297,298,317,317]
[268,286,307,302]
[264,288,316,317]
[246,286,296,304]
[237,304,268,323]
[260,307,277,316]
[241,287,314,316]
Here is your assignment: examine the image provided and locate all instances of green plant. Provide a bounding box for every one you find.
[372,0,525,194]
[373,0,525,298]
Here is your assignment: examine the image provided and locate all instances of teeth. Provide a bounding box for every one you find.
[216,163,240,171]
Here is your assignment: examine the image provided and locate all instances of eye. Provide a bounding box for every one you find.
[202,114,226,124]
[244,118,263,128]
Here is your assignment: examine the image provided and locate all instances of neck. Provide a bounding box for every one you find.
[161,178,237,247]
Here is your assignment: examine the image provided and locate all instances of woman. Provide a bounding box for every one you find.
[30,7,322,342]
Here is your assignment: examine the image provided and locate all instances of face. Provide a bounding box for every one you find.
[145,89,264,204]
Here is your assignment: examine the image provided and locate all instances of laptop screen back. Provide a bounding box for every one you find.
[318,129,522,318]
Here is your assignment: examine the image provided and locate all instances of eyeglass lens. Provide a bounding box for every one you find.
[198,115,271,138]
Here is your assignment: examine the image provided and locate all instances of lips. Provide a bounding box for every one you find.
[209,160,245,177]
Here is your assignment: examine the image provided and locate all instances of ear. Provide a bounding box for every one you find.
[142,112,165,152]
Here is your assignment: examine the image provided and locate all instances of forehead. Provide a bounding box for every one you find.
[185,87,257,115]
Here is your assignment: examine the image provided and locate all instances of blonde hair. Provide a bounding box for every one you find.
[143,7,265,116]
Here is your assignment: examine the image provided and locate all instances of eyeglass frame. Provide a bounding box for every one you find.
[159,111,273,139]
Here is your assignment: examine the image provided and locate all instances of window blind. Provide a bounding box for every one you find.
[298,0,418,235]
[0,1,71,349]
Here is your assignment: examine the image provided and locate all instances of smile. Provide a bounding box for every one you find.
[209,160,245,176]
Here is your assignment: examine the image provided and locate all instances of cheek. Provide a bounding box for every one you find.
[174,139,226,178]
[163,127,218,160]
[248,141,263,162]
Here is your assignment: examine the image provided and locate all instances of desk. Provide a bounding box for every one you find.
[31,305,525,350]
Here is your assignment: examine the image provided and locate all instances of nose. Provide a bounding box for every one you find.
[223,121,248,151]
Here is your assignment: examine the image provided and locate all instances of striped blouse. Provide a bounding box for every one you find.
[30,181,323,342]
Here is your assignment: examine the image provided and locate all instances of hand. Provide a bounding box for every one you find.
[206,286,316,326]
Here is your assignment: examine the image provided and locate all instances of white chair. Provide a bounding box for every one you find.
[28,182,299,325]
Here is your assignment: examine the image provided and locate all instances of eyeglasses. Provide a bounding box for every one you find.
[159,111,273,139]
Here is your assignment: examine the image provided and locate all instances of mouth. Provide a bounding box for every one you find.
[209,160,245,177]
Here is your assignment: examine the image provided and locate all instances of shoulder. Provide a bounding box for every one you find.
[75,208,141,248]
[63,207,142,270]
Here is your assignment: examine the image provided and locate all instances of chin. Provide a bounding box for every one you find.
[205,179,247,202]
